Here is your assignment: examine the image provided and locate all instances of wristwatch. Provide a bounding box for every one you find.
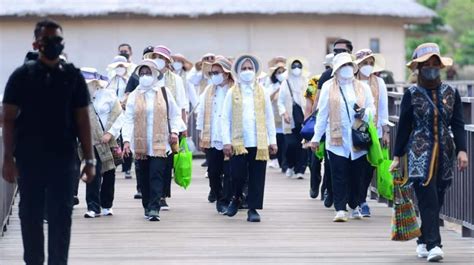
[84,159,97,167]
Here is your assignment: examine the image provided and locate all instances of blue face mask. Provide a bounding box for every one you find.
[420,67,440,81]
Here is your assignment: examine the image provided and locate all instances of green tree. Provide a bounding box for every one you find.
[455,30,474,66]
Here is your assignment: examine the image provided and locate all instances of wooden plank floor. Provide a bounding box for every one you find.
[1,159,473,264]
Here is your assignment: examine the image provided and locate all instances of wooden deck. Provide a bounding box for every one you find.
[1,159,473,264]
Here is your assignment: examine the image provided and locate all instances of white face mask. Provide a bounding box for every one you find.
[190,71,203,85]
[359,65,374,77]
[211,73,224,86]
[291,68,302,76]
[115,67,126,76]
[338,65,354,79]
[154,58,166,70]
[172,62,183,71]
[276,73,286,82]
[239,70,255,83]
[139,75,154,88]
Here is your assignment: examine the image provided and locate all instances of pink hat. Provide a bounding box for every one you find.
[144,45,173,63]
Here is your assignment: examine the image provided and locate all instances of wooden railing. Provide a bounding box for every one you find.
[0,132,17,237]
[371,81,474,238]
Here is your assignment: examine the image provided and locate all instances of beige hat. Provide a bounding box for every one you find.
[81,67,109,88]
[203,55,233,82]
[171,53,193,71]
[231,54,262,82]
[354,49,385,73]
[107,55,131,70]
[287,57,310,77]
[331,52,358,76]
[407,42,452,71]
[323,53,334,67]
[134,59,160,76]
[268,56,287,68]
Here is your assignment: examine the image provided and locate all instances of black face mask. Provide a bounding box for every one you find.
[420,67,440,81]
[119,51,130,60]
[41,37,64,60]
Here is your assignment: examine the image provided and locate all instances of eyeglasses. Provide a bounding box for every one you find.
[209,71,223,76]
[203,56,215,62]
[333,48,349,55]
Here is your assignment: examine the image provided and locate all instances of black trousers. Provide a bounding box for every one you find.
[137,155,172,211]
[85,165,116,213]
[360,163,375,204]
[308,150,322,192]
[16,155,78,265]
[119,135,133,172]
[414,174,449,251]
[134,159,142,192]
[270,133,286,166]
[206,148,232,203]
[320,151,333,197]
[284,129,307,174]
[230,148,266,209]
[327,151,368,211]
[163,154,173,198]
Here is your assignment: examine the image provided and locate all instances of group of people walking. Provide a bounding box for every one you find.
[1,19,469,264]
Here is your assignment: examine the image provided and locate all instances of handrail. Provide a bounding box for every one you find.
[0,131,17,237]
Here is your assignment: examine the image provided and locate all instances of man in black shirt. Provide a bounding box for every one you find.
[2,19,95,265]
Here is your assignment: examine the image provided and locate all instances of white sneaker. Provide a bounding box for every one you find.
[285,168,294,177]
[296,173,304,179]
[350,207,363,220]
[102,208,114,216]
[333,211,348,222]
[427,246,444,262]
[416,244,429,258]
[268,159,280,169]
[84,211,99,218]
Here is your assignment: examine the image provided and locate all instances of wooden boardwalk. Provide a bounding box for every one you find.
[1,159,473,264]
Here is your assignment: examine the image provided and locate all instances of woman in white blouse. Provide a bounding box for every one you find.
[354,49,390,218]
[80,68,123,219]
[121,59,184,222]
[310,53,375,222]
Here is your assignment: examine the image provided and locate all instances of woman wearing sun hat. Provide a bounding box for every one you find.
[278,58,310,179]
[354,49,390,217]
[310,52,375,222]
[106,55,131,103]
[80,67,123,218]
[172,53,198,110]
[121,59,184,221]
[390,43,468,262]
[221,54,277,222]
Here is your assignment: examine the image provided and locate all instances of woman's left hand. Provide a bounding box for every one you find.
[170,133,179,145]
[382,132,390,147]
[457,151,468,171]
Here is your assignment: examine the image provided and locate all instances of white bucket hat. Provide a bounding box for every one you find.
[331,52,358,76]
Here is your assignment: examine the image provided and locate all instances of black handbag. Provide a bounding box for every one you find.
[339,86,371,150]
[286,80,304,128]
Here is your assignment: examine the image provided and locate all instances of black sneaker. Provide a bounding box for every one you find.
[134,191,142,199]
[247,209,261,222]
[160,198,170,211]
[125,170,132,179]
[216,201,228,215]
[148,210,160,222]
[310,188,319,199]
[224,198,240,217]
[73,196,80,206]
[201,161,208,167]
[324,193,334,208]
[208,190,217,203]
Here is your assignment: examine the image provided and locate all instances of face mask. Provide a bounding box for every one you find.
[172,62,183,71]
[291,68,302,76]
[154,58,166,70]
[190,71,203,85]
[139,75,154,87]
[276,73,285,82]
[338,65,354,79]
[239,70,255,83]
[211,73,224,86]
[41,38,64,60]
[420,67,440,81]
[119,51,130,60]
[359,65,373,77]
[115,67,126,76]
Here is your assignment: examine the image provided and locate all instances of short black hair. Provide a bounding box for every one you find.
[118,43,132,52]
[333,38,353,52]
[34,19,63,39]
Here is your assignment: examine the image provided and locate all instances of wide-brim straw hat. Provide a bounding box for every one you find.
[269,61,287,76]
[287,57,310,77]
[231,54,262,82]
[81,67,108,88]
[171,53,193,71]
[331,52,358,76]
[354,49,385,73]
[203,55,233,80]
[106,55,130,70]
[268,56,287,68]
[134,59,160,76]
[407,42,452,71]
[143,45,173,63]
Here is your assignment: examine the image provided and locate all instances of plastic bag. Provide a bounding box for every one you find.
[315,141,325,160]
[173,138,192,189]
[376,148,394,200]
[367,114,384,167]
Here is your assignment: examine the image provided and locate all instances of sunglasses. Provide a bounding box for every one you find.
[333,48,349,55]
[291,64,302,69]
[203,56,215,62]
[209,71,223,76]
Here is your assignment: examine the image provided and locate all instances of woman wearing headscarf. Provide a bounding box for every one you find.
[311,53,375,222]
[221,54,277,222]
[354,49,390,217]
[390,43,468,262]
[81,68,123,218]
[265,56,287,171]
[172,53,198,111]
[278,59,309,179]
[121,59,185,221]
[196,56,234,214]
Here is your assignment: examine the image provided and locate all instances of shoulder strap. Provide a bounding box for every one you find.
[286,80,295,103]
[161,86,171,133]
[417,87,450,129]
[338,86,352,122]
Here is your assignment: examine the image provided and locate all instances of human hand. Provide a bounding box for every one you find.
[170,133,179,145]
[382,132,390,147]
[310,142,320,152]
[223,144,233,157]
[457,151,468,171]
[80,164,96,184]
[283,113,291,124]
[123,142,131,157]
[2,158,18,183]
[389,156,400,172]
[101,133,113,144]
[269,144,278,155]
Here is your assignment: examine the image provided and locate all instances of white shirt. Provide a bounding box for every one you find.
[196,84,229,150]
[265,81,284,133]
[361,76,390,137]
[158,71,188,112]
[221,83,277,147]
[92,89,119,128]
[277,76,306,131]
[122,86,186,156]
[311,78,375,160]
[109,76,127,101]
